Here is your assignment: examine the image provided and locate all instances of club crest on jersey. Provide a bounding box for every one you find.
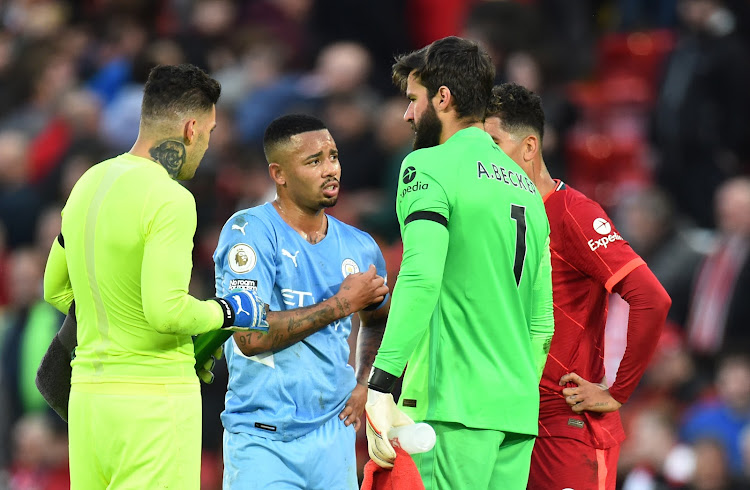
[228,243,257,274]
[341,258,359,277]
[593,218,612,235]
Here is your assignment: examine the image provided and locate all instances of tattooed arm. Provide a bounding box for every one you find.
[355,301,389,386]
[233,265,388,356]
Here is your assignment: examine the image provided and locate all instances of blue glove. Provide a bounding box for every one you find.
[213,290,269,332]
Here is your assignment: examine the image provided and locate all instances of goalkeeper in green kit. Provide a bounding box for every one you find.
[365,37,555,489]
[41,64,271,490]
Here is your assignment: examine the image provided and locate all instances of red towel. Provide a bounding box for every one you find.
[360,447,425,490]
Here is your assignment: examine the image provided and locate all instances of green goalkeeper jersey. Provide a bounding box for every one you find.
[43,153,223,385]
[373,128,553,435]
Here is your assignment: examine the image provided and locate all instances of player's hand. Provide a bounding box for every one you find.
[365,388,414,469]
[560,372,622,413]
[336,265,388,314]
[197,346,223,384]
[340,383,367,430]
[219,290,269,332]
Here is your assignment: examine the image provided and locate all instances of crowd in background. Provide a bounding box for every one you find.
[0,0,749,489]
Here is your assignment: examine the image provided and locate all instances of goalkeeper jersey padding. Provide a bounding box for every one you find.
[374,127,554,435]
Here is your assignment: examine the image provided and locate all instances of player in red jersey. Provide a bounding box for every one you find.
[485,83,672,490]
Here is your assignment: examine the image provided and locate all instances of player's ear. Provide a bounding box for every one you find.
[183,119,197,144]
[268,162,285,185]
[435,86,452,112]
[523,134,539,163]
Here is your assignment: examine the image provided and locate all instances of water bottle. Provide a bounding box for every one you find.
[388,423,436,454]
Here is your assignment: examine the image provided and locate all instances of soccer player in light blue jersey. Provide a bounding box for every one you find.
[214,114,391,489]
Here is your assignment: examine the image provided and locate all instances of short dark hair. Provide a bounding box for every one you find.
[392,36,494,122]
[263,114,328,162]
[141,64,221,120]
[487,82,545,142]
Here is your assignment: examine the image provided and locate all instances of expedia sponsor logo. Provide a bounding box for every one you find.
[402,166,416,184]
[229,279,258,291]
[588,232,623,251]
[400,181,428,198]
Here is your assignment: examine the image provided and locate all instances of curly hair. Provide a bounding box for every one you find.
[487,82,545,142]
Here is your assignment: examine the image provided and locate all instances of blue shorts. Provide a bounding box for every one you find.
[223,414,358,489]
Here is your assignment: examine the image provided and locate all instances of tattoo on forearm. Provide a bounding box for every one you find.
[356,325,385,383]
[149,140,186,178]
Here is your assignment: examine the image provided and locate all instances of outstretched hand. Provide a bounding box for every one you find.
[560,372,622,414]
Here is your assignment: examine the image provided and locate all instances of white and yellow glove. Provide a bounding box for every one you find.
[365,388,415,469]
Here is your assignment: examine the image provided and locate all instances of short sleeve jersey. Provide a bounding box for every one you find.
[539,180,645,448]
[381,127,552,435]
[215,203,388,441]
[49,153,223,385]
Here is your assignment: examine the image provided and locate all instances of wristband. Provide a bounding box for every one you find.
[368,367,398,393]
[211,297,235,329]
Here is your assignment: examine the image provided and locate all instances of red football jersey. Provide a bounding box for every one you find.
[539,181,645,448]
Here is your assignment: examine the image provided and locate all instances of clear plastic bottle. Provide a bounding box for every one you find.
[388,423,436,454]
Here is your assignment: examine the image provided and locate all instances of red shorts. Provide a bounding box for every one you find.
[528,437,620,490]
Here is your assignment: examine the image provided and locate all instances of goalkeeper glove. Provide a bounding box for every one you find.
[365,388,415,469]
[213,290,268,332]
[197,346,223,384]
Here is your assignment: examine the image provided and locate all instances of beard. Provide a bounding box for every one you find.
[412,102,442,150]
[321,196,338,208]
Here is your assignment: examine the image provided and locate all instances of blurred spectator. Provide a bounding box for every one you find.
[0,247,64,468]
[85,17,146,105]
[8,414,69,490]
[359,96,415,246]
[651,0,750,228]
[177,0,236,72]
[617,0,679,30]
[620,404,695,489]
[29,88,102,189]
[618,186,706,327]
[680,353,750,477]
[686,437,746,489]
[504,49,578,180]
[0,130,42,249]
[684,177,750,367]
[100,39,185,152]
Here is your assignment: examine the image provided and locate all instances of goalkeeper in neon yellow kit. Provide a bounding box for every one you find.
[42,64,269,489]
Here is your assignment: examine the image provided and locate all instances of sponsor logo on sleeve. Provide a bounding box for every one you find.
[229,279,258,291]
[588,218,623,251]
[593,217,612,235]
[231,222,248,235]
[228,243,257,273]
[341,258,359,277]
[402,166,416,184]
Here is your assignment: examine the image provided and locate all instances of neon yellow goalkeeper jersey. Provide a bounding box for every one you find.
[373,128,554,435]
[44,153,223,384]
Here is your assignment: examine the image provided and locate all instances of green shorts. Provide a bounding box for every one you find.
[412,421,535,490]
[68,382,202,490]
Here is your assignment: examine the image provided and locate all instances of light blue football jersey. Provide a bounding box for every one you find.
[214,202,388,441]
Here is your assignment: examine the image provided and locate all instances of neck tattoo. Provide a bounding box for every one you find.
[149,140,186,179]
